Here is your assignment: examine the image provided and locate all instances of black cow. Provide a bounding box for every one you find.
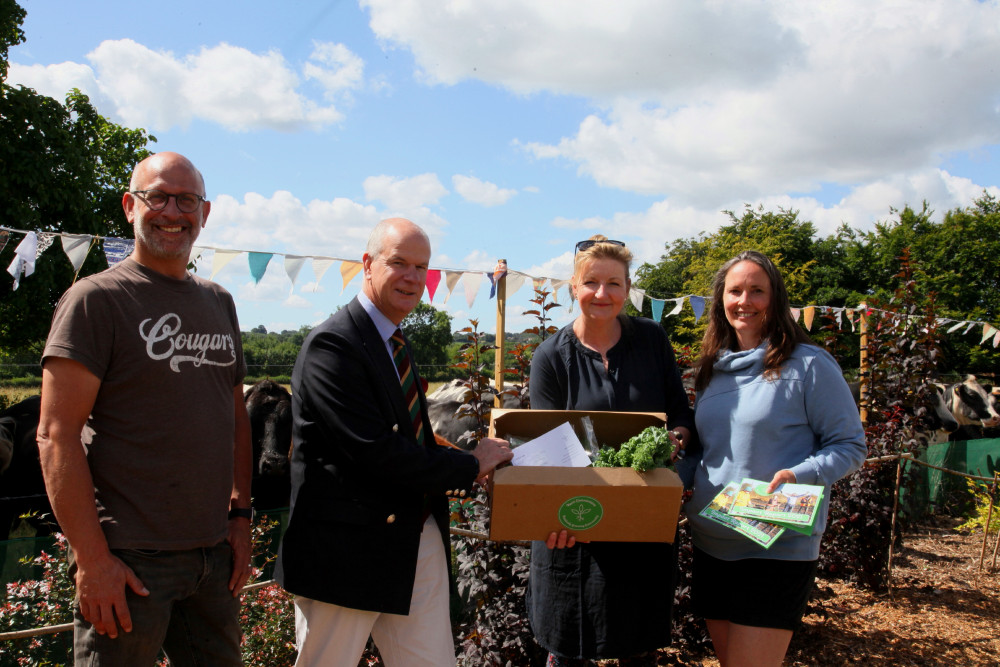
[943,375,1000,441]
[0,395,50,538]
[426,379,524,450]
[244,380,292,511]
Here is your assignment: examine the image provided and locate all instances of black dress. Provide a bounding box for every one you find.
[526,316,695,659]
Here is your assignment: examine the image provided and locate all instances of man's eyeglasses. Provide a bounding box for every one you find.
[130,190,206,214]
[575,239,625,255]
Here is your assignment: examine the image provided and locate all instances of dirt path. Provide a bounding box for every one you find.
[659,519,1000,666]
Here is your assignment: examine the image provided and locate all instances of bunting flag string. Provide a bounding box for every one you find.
[3,224,1000,351]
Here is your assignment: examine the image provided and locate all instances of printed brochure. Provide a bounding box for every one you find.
[698,482,786,549]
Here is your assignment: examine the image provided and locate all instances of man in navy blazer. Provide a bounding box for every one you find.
[276,218,512,666]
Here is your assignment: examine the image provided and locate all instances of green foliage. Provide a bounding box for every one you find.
[592,426,674,472]
[820,252,947,591]
[241,326,310,379]
[401,302,453,380]
[955,478,1000,535]
[634,198,1000,374]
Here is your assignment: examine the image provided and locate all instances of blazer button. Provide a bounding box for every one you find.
[386,514,396,524]
[392,424,399,432]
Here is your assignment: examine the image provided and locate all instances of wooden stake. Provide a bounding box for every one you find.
[493,260,507,408]
[887,452,909,593]
[978,474,996,571]
[858,301,869,426]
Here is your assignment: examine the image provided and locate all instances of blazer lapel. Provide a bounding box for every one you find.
[346,298,414,433]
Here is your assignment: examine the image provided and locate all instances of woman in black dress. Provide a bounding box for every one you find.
[528,235,695,666]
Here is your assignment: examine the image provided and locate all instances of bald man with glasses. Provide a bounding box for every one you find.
[38,152,252,666]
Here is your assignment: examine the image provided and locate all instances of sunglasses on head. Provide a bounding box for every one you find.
[574,239,625,254]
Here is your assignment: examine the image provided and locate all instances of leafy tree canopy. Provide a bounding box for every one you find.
[401,302,453,379]
[0,0,155,352]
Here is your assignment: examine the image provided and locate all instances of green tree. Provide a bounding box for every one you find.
[401,302,453,380]
[0,0,155,355]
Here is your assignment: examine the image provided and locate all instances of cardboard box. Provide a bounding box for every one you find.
[487,409,683,543]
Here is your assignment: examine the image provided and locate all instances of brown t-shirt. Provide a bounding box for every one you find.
[43,258,246,550]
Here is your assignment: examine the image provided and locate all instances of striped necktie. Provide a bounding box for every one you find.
[390,328,425,446]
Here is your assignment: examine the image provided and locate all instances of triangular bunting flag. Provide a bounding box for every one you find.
[790,307,800,322]
[946,321,966,334]
[211,249,242,279]
[248,252,273,285]
[803,306,816,331]
[462,271,482,308]
[189,245,208,266]
[60,234,93,272]
[690,295,706,323]
[629,287,645,313]
[443,271,462,304]
[103,237,134,267]
[532,277,547,291]
[0,230,8,255]
[6,232,38,290]
[835,308,843,329]
[964,322,976,335]
[650,298,665,322]
[311,258,335,289]
[668,298,684,317]
[36,232,56,257]
[340,261,362,291]
[994,330,1000,348]
[506,272,525,298]
[284,255,307,287]
[981,323,998,345]
[425,269,441,302]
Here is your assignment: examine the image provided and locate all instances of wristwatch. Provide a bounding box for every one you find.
[228,506,254,521]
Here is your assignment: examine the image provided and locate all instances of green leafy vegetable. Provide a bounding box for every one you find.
[592,426,674,472]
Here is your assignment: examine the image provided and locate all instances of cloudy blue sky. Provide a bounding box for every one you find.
[9,0,1000,333]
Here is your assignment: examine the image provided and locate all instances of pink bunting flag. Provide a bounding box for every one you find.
[425,269,441,302]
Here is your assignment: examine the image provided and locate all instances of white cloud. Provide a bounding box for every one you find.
[9,38,364,132]
[364,0,1000,210]
[363,173,449,210]
[452,175,517,206]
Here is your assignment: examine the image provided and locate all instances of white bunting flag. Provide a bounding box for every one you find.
[211,249,242,279]
[6,232,38,290]
[668,297,684,317]
[284,255,307,288]
[311,258,335,289]
[60,234,93,272]
[462,271,482,308]
[629,287,645,312]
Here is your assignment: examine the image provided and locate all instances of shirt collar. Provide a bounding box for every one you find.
[358,291,399,344]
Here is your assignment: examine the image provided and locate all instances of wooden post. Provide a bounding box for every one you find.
[978,472,996,571]
[886,452,910,593]
[493,260,507,408]
[858,301,869,426]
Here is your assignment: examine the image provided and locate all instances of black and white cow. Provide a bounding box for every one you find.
[426,379,525,450]
[942,375,1000,441]
[0,395,50,538]
[244,380,293,511]
[848,380,959,436]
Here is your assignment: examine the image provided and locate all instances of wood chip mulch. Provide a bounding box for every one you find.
[653,518,1000,666]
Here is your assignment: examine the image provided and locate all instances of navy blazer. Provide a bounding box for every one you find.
[275,298,479,614]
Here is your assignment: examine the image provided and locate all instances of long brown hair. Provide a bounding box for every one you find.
[694,250,813,391]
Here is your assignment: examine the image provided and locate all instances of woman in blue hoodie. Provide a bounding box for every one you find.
[677,251,866,667]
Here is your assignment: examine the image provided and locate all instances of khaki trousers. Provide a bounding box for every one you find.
[293,516,455,666]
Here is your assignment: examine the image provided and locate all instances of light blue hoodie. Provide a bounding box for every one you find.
[679,343,867,561]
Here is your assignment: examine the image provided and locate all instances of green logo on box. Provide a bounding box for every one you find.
[558,496,604,531]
